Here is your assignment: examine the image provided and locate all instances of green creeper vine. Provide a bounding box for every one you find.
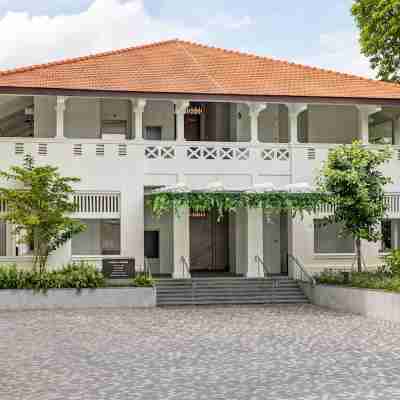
[147,191,330,220]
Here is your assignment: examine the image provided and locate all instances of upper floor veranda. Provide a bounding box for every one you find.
[0,94,399,187]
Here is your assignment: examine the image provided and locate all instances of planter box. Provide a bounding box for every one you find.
[0,287,156,310]
[301,283,400,323]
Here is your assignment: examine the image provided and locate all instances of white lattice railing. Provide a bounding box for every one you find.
[385,194,400,216]
[185,145,251,161]
[72,192,120,218]
[261,148,290,161]
[144,145,175,160]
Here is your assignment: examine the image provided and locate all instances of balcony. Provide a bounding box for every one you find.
[0,138,399,190]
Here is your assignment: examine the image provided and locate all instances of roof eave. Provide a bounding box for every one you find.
[1,86,400,106]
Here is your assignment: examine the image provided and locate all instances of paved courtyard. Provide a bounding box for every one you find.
[1,305,400,400]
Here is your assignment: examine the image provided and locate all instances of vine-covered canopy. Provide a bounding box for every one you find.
[146,191,330,219]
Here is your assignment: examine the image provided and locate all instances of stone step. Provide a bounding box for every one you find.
[155,277,308,306]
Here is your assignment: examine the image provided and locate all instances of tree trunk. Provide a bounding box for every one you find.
[355,237,362,272]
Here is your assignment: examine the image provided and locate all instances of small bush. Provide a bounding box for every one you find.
[383,249,400,276]
[0,263,105,291]
[315,267,400,293]
[132,274,154,287]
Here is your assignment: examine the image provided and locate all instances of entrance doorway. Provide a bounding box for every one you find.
[190,210,230,273]
[263,212,289,275]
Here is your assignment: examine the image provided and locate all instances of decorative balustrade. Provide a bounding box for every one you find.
[144,145,175,160]
[186,145,250,161]
[72,192,120,218]
[261,148,290,161]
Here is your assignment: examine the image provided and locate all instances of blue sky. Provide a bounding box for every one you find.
[0,0,372,77]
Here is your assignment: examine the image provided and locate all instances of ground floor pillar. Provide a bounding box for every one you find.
[246,208,264,278]
[121,186,144,272]
[173,207,190,279]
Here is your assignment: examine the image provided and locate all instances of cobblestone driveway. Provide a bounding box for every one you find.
[1,304,400,400]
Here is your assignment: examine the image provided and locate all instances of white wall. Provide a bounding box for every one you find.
[144,205,173,274]
[308,105,358,144]
[143,100,175,140]
[34,96,56,138]
[65,98,101,139]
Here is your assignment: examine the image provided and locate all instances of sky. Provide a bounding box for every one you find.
[0,0,373,78]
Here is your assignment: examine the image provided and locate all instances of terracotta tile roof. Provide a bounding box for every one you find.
[0,39,400,100]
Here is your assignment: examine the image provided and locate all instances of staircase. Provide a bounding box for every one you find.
[155,276,309,306]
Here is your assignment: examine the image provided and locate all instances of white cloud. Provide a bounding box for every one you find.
[0,0,202,70]
[295,31,374,78]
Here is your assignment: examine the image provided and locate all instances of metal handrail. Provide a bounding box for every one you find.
[254,255,271,277]
[180,256,191,279]
[144,257,152,279]
[288,254,316,286]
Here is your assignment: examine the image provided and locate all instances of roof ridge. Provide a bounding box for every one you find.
[0,39,180,77]
[176,39,400,90]
[175,41,225,92]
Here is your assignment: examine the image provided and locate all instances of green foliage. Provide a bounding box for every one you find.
[0,155,86,272]
[317,141,392,271]
[148,191,328,220]
[132,274,155,287]
[0,263,105,291]
[316,268,400,293]
[351,0,400,82]
[383,249,400,276]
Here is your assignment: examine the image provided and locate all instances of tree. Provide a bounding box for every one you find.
[317,141,392,272]
[0,155,85,273]
[352,0,400,82]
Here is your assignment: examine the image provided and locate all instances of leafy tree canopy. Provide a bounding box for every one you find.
[0,155,85,272]
[352,0,400,81]
[317,141,392,271]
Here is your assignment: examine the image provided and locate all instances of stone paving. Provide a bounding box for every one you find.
[1,305,400,400]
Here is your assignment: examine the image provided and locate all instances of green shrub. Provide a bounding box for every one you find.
[383,249,400,276]
[0,263,105,291]
[315,268,400,293]
[132,274,154,287]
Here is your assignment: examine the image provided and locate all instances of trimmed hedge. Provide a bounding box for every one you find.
[0,263,105,291]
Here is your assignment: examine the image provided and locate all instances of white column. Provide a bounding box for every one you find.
[55,96,67,139]
[174,100,190,142]
[287,103,307,144]
[121,185,145,272]
[356,105,381,145]
[246,208,264,278]
[131,99,146,140]
[173,206,190,279]
[247,103,267,144]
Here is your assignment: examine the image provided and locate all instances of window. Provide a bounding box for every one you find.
[72,219,120,256]
[144,231,159,258]
[101,120,127,137]
[314,220,354,254]
[145,126,162,140]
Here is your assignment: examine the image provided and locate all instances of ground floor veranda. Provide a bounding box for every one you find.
[0,190,397,276]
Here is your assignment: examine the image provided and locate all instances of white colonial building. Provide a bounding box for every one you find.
[0,39,400,280]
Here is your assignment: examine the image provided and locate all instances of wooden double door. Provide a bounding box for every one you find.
[190,211,229,272]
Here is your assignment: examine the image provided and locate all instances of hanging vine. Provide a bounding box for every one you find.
[147,191,330,220]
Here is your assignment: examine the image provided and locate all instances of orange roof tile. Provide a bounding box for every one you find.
[0,39,399,101]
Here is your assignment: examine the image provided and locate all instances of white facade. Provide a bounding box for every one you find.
[1,94,400,277]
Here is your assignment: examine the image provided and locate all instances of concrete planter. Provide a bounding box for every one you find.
[301,283,400,323]
[0,287,156,310]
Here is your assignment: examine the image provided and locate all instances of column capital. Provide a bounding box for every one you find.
[356,104,381,116]
[174,100,190,115]
[55,96,67,112]
[286,103,307,116]
[247,102,267,118]
[131,98,147,113]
